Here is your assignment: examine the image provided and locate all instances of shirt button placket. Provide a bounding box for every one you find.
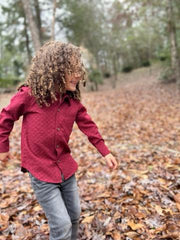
[56,106,61,164]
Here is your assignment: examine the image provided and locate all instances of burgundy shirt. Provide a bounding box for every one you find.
[0,86,110,182]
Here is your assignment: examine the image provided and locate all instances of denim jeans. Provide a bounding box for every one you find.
[29,173,81,240]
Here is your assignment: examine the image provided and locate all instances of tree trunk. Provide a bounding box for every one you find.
[23,14,32,64]
[51,0,57,40]
[0,33,2,60]
[95,81,98,91]
[22,0,41,51]
[33,0,43,44]
[167,0,180,86]
[112,54,118,89]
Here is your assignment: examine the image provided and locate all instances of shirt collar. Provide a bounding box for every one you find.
[55,92,70,106]
[62,93,71,105]
[55,91,72,106]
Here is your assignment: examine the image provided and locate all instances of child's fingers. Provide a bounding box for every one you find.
[107,158,117,169]
[107,159,113,168]
[105,153,118,170]
[112,158,118,169]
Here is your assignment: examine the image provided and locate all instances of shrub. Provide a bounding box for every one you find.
[142,60,151,67]
[159,56,167,61]
[159,67,176,83]
[122,66,133,73]
[88,69,103,91]
[103,72,111,78]
[0,78,21,88]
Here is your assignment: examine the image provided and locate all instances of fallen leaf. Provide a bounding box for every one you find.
[127,220,144,230]
[0,213,9,231]
[82,215,94,224]
[112,230,122,240]
[174,193,180,204]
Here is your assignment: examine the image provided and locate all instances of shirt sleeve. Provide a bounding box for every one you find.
[75,102,110,157]
[0,88,31,152]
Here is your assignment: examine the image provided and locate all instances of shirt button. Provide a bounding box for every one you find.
[57,159,60,163]
[56,145,59,148]
[57,108,60,112]
[57,127,60,131]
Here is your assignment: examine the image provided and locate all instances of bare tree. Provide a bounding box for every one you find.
[23,14,32,64]
[22,0,41,51]
[167,0,180,86]
[51,0,57,40]
[33,0,43,44]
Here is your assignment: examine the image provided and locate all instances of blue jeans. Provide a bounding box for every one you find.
[29,173,81,240]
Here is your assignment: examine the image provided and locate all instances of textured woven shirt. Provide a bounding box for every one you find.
[0,86,110,182]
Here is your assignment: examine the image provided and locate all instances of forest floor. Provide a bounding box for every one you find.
[0,64,180,240]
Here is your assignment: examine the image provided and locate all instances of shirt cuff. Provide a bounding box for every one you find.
[94,140,110,157]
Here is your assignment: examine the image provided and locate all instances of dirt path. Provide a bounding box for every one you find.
[98,63,161,91]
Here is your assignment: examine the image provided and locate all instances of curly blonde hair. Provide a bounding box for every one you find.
[20,41,86,106]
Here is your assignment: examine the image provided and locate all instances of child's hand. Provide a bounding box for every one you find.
[104,153,118,170]
[0,152,9,167]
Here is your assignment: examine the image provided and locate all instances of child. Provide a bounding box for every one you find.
[0,41,118,240]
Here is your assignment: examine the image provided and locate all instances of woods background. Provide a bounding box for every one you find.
[0,1,180,240]
[0,0,180,90]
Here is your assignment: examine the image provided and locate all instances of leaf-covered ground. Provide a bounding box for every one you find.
[0,68,180,240]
